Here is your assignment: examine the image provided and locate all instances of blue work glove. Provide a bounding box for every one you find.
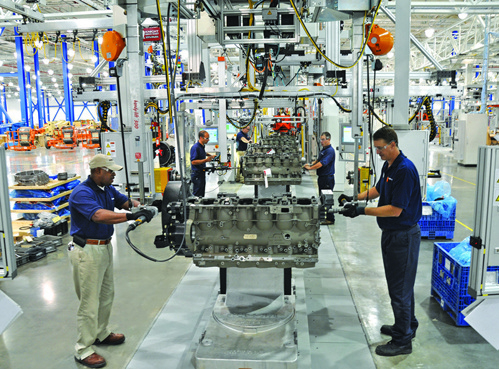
[338,194,353,206]
[340,203,366,218]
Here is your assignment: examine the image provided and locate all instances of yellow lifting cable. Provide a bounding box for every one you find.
[289,0,382,69]
[24,33,39,56]
[44,40,59,63]
[78,40,91,62]
[60,41,77,63]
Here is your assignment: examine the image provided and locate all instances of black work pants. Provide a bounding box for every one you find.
[191,172,206,197]
[318,175,335,193]
[381,224,421,345]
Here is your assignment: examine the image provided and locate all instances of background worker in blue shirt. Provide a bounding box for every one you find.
[303,131,336,224]
[339,126,422,357]
[190,130,214,197]
[235,125,251,183]
[69,154,154,368]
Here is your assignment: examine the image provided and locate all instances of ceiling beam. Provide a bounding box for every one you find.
[381,6,444,71]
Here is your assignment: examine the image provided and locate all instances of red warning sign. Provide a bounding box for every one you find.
[143,27,161,41]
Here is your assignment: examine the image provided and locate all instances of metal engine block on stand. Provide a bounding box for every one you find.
[159,192,326,368]
[242,135,303,186]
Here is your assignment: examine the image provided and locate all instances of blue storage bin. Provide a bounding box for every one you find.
[431,242,499,326]
[419,201,456,239]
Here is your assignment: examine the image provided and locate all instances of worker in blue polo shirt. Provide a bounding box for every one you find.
[303,131,336,225]
[190,130,214,197]
[339,126,422,357]
[235,125,252,183]
[68,154,154,368]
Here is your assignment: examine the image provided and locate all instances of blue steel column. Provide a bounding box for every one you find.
[0,87,4,123]
[33,46,44,127]
[14,28,28,125]
[145,52,152,89]
[27,73,34,127]
[109,61,116,91]
[41,90,46,123]
[94,41,101,91]
[46,94,50,121]
[61,38,75,123]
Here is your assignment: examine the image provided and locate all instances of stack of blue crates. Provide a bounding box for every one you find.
[431,242,499,326]
[418,201,456,239]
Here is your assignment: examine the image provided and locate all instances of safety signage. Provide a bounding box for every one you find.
[105,141,117,157]
[143,27,161,41]
[494,169,499,206]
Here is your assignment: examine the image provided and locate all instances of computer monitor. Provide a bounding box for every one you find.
[340,124,355,145]
[204,127,219,145]
[226,123,238,134]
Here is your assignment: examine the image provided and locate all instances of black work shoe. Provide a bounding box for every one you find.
[375,340,412,356]
[380,324,416,339]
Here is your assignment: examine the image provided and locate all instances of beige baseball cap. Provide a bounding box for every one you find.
[89,154,123,171]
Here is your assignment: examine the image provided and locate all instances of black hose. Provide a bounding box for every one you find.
[114,73,133,204]
[126,225,185,262]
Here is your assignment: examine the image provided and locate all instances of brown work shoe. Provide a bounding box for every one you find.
[74,353,106,368]
[94,333,125,345]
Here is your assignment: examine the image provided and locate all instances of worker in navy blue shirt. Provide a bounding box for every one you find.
[190,130,214,197]
[68,154,154,368]
[303,131,336,224]
[339,127,422,357]
[235,125,251,183]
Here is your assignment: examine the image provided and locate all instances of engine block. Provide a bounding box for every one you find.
[164,194,321,268]
[242,136,303,185]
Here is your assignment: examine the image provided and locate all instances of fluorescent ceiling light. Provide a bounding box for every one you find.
[425,28,435,38]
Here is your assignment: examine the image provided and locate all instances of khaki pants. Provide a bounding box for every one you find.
[235,150,246,182]
[70,243,114,360]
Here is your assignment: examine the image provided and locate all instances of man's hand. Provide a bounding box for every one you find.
[126,209,155,223]
[206,155,214,162]
[340,203,365,218]
[303,164,311,170]
[338,194,353,206]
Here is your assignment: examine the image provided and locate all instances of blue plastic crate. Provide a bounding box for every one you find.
[418,201,456,239]
[431,242,499,326]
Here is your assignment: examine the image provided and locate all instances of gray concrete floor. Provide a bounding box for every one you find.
[1,145,499,368]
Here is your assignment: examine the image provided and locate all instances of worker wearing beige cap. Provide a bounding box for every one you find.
[68,154,154,368]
